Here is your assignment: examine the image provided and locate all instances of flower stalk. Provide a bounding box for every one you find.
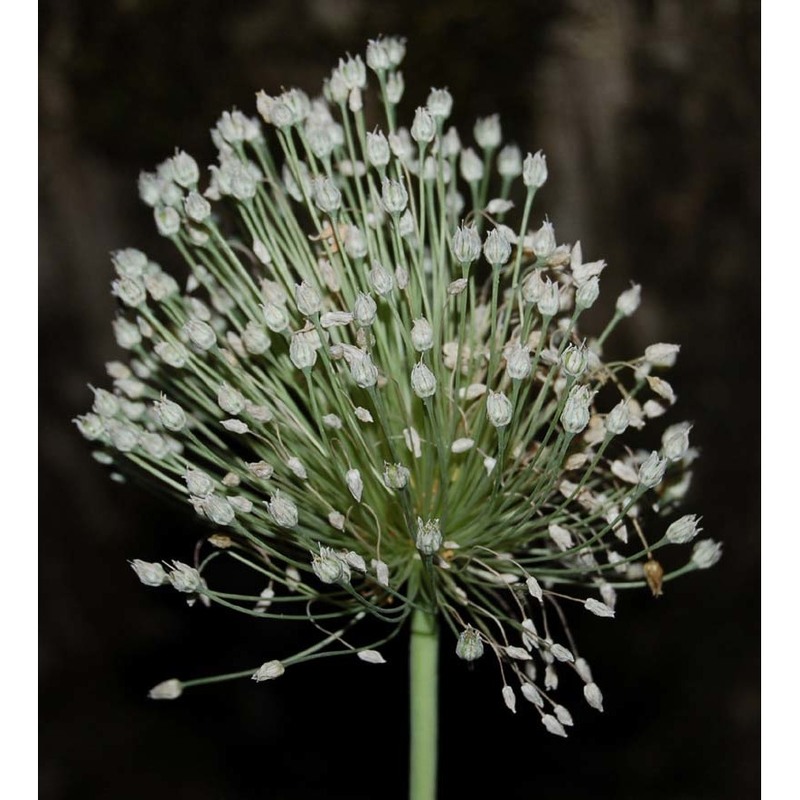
[409,608,438,800]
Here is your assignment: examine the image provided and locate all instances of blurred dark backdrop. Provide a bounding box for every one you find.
[40,1,759,798]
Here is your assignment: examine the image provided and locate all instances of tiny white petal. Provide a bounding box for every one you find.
[502,685,517,714]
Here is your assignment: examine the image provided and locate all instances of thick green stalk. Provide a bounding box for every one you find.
[409,608,439,800]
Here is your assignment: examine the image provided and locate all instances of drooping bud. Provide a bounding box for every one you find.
[346,468,364,502]
[252,660,285,682]
[130,559,168,587]
[148,679,183,700]
[584,682,604,712]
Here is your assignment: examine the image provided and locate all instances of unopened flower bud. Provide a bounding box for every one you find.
[456,627,484,661]
[148,679,183,700]
[411,362,437,398]
[112,277,147,308]
[645,343,680,368]
[415,517,442,555]
[487,390,513,428]
[366,38,391,72]
[383,462,410,490]
[537,278,560,317]
[426,87,453,120]
[354,292,378,327]
[386,71,404,104]
[313,177,342,214]
[474,114,501,149]
[460,147,483,183]
[638,451,667,488]
[411,318,434,351]
[154,206,181,237]
[184,191,210,223]
[369,261,394,296]
[184,318,217,350]
[691,539,723,569]
[289,333,317,371]
[483,228,512,267]
[366,130,391,168]
[154,396,186,431]
[662,422,691,461]
[561,385,593,434]
[295,281,322,316]
[605,400,630,436]
[497,144,522,178]
[267,490,298,528]
[666,514,702,544]
[575,276,600,309]
[522,150,548,189]
[616,283,641,316]
[312,545,348,584]
[411,107,436,144]
[252,660,285,682]
[451,224,482,265]
[168,561,203,593]
[505,343,531,380]
[381,178,408,214]
[130,559,168,587]
[584,682,604,712]
[562,344,589,378]
[350,352,379,388]
[346,468,363,502]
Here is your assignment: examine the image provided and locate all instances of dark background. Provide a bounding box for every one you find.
[40,1,759,798]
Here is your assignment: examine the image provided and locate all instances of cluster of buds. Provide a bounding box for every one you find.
[76,36,719,733]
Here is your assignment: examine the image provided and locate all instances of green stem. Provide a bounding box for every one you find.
[409,608,439,800]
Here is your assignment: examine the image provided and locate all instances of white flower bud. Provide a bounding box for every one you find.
[662,422,691,461]
[486,390,513,428]
[506,646,533,661]
[312,545,349,584]
[268,490,298,528]
[497,144,522,178]
[561,385,593,434]
[386,71,404,104]
[398,209,415,238]
[313,177,342,214]
[526,576,543,602]
[366,38,392,72]
[168,562,203,593]
[92,387,119,418]
[369,261,394,296]
[415,517,442,555]
[447,278,468,296]
[217,382,245,415]
[441,126,461,157]
[185,468,214,497]
[221,419,249,434]
[154,206,181,237]
[456,627,484,661]
[505,343,531,380]
[483,228,512,267]
[322,414,343,430]
[353,293,378,327]
[395,263,409,289]
[358,650,386,664]
[584,598,615,618]
[112,277,147,308]
[350,353,379,388]
[638,451,668,488]
[184,318,217,350]
[562,344,589,378]
[411,361,437,398]
[537,278,560,317]
[450,224,482,265]
[74,413,105,440]
[366,130,391,168]
[542,714,567,737]
[584,682,604,712]
[531,221,556,258]
[605,400,630,436]
[575,276,600,309]
[262,303,289,333]
[426,87,453,120]
[645,343,681,368]
[338,55,366,90]
[666,514,702,544]
[242,322,270,355]
[247,461,274,480]
[354,406,373,423]
[451,438,474,453]
[154,396,186,431]
[252,660,285,682]
[286,457,307,480]
[502,686,517,714]
[294,281,322,317]
[130,559,168,587]
[411,318,434,352]
[381,177,408,214]
[691,539,722,569]
[148,679,183,700]
[383,462,410,490]
[202,494,236,525]
[474,114,501,149]
[522,150,548,189]
[459,147,483,183]
[184,191,210,222]
[289,333,317,371]
[346,468,363,502]
[616,283,642,316]
[344,225,368,259]
[521,682,544,707]
[410,107,436,143]
[550,643,574,663]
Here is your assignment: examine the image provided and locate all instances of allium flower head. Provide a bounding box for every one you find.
[77,37,717,735]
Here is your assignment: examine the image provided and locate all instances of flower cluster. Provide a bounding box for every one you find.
[76,37,720,735]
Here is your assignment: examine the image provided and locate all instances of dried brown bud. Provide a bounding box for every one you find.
[208,534,233,549]
[644,559,664,597]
